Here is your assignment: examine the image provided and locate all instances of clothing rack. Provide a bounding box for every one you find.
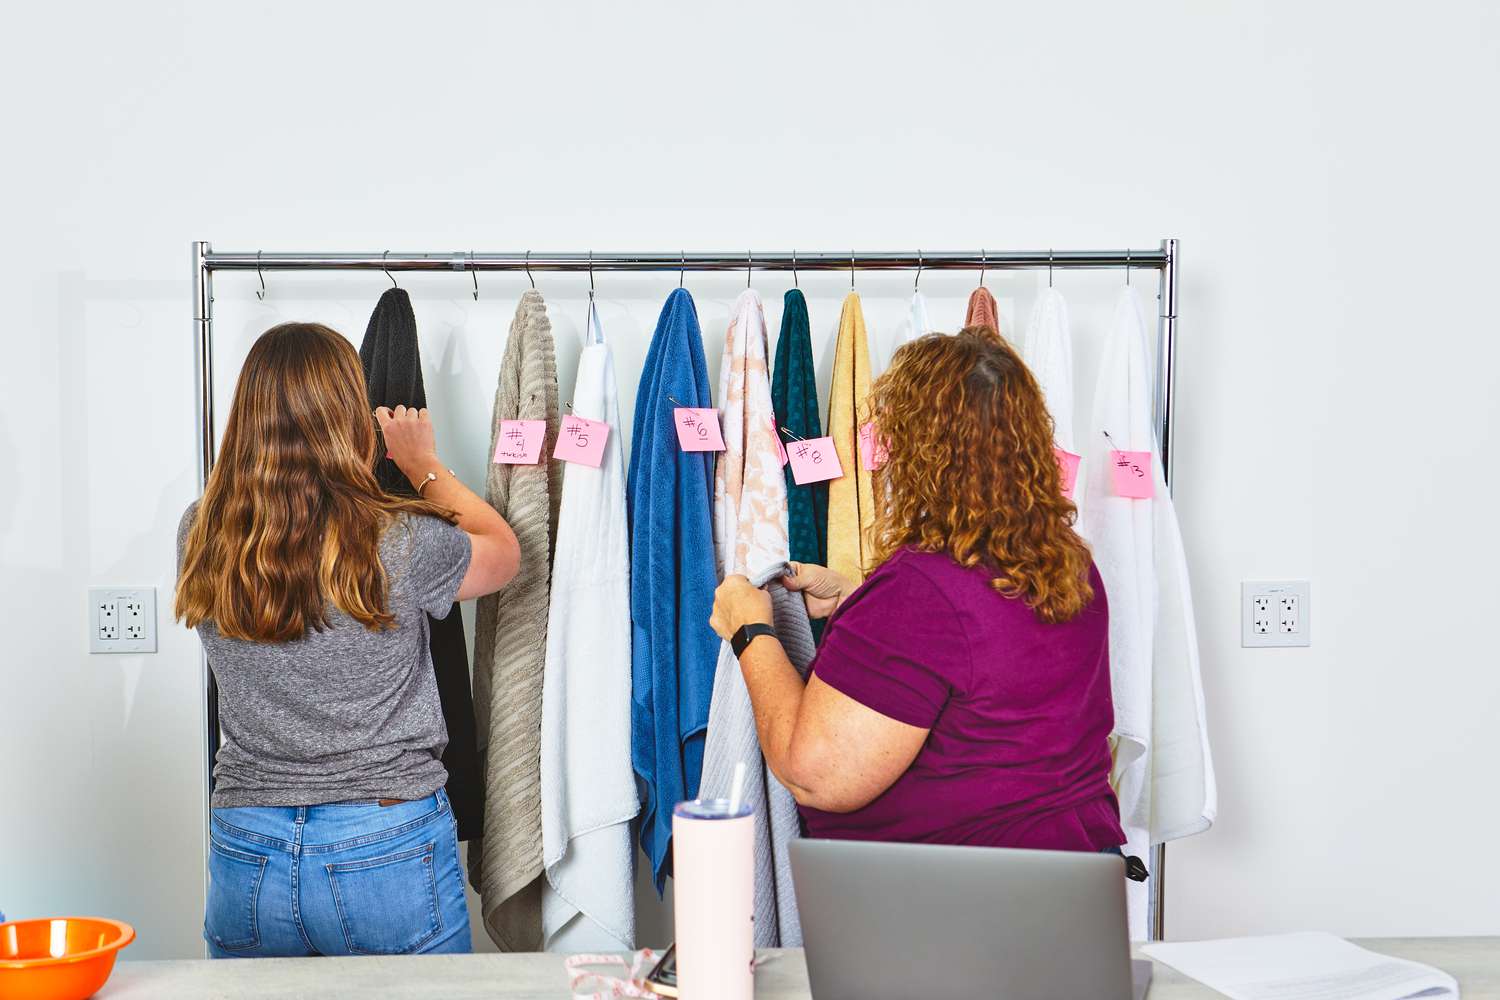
[190,239,1182,939]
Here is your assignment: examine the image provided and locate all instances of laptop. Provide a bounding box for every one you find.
[789,839,1150,1000]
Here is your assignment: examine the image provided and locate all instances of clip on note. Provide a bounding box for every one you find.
[554,414,610,467]
[787,435,843,485]
[670,397,725,452]
[493,420,546,464]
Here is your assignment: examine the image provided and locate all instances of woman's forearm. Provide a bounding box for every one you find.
[737,637,822,804]
[399,455,510,540]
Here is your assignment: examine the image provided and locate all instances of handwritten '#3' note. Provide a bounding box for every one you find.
[1110,450,1154,499]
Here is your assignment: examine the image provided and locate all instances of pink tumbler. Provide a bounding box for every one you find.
[672,798,755,1000]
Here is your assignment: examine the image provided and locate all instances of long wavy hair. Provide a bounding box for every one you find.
[175,323,452,642]
[868,327,1094,623]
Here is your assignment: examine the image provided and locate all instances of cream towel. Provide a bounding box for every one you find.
[1023,288,1081,519]
[470,289,562,951]
[826,292,876,585]
[700,289,804,947]
[1080,287,1215,936]
[539,304,638,952]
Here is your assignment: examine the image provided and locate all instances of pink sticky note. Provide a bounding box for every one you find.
[770,417,788,467]
[553,414,610,468]
[1110,450,1155,498]
[1054,447,1082,498]
[858,421,888,471]
[787,435,843,485]
[674,407,726,452]
[492,419,546,464]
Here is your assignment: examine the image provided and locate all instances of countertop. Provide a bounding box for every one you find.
[100,938,1500,998]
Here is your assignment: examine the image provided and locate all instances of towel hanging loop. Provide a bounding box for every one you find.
[255,251,267,301]
[525,250,535,289]
[915,249,922,292]
[382,251,397,288]
[469,251,479,301]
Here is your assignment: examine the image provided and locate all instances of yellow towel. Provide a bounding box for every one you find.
[826,292,876,585]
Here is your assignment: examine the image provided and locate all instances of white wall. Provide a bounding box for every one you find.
[3,0,1498,960]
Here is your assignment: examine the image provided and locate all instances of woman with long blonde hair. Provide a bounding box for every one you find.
[176,322,519,957]
[711,328,1124,852]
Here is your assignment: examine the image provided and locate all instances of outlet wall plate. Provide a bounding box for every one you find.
[1242,580,1311,648]
[89,587,157,653]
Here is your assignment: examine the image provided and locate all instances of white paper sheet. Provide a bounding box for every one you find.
[1142,933,1458,1000]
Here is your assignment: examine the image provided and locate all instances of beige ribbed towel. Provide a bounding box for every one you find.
[826,292,875,585]
[470,289,562,951]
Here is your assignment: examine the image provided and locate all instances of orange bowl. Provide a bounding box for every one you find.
[0,917,135,1000]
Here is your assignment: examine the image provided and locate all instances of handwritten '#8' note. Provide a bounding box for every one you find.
[1109,450,1154,499]
[493,420,546,464]
[787,435,843,485]
[554,414,610,467]
[674,407,726,453]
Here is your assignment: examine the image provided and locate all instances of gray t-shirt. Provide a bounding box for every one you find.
[178,502,472,808]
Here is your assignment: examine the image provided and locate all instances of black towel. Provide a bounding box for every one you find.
[360,288,485,840]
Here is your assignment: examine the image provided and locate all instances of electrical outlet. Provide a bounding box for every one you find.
[89,587,157,653]
[1242,581,1311,648]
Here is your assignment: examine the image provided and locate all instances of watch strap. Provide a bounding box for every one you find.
[731,622,777,658]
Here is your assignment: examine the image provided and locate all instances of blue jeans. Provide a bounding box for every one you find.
[205,789,472,958]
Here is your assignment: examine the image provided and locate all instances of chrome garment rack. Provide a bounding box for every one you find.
[191,240,1182,938]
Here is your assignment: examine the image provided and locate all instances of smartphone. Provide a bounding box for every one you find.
[644,943,678,998]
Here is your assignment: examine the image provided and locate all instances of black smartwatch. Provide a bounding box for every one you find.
[730,622,777,659]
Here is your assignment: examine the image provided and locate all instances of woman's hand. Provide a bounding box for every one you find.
[710,575,775,641]
[781,562,853,620]
[375,405,439,485]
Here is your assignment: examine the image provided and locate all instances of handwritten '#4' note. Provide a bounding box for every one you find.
[554,414,610,468]
[493,420,546,464]
[674,407,726,453]
[787,435,843,485]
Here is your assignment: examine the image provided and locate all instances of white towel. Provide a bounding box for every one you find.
[1023,287,1077,451]
[1080,287,1215,936]
[885,289,934,369]
[700,289,805,947]
[539,304,639,952]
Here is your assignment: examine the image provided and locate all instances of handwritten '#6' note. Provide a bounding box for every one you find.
[674,407,726,453]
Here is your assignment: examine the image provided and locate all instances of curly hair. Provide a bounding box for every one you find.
[867,327,1094,623]
[176,323,455,642]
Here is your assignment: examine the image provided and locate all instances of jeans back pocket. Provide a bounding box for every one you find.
[206,839,268,952]
[325,841,442,955]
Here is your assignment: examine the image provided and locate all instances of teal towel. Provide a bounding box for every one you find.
[771,290,827,640]
[627,288,718,893]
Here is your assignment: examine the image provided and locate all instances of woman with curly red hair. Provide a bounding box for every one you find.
[710,327,1124,852]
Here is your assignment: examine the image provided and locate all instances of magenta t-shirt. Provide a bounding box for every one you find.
[801,547,1125,852]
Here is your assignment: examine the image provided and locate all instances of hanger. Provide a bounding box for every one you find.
[468,251,479,301]
[383,251,397,288]
[850,249,856,290]
[588,250,596,304]
[980,248,987,288]
[255,251,267,301]
[679,250,686,289]
[1049,248,1055,289]
[747,249,753,289]
[792,249,799,289]
[525,250,535,290]
[1125,248,1132,286]
[914,249,923,293]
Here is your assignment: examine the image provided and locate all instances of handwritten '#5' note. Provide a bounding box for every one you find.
[554,414,610,467]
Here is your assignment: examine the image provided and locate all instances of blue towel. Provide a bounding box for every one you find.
[627,288,719,893]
